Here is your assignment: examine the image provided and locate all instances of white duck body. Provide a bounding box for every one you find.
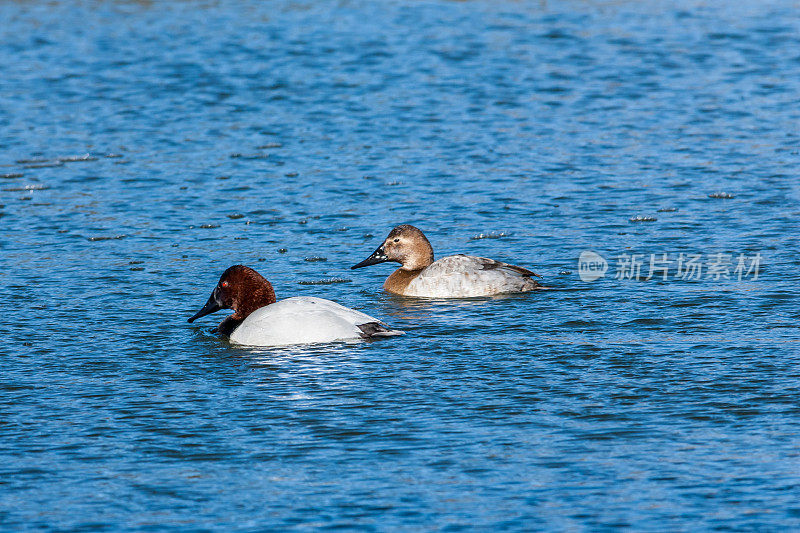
[400,255,540,298]
[229,296,401,347]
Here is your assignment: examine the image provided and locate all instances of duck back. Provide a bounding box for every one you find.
[401,255,540,297]
[229,297,398,346]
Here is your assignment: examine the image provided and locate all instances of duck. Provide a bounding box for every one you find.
[188,265,403,346]
[351,224,542,298]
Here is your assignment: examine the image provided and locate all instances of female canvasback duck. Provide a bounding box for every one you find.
[188,265,403,346]
[352,224,542,298]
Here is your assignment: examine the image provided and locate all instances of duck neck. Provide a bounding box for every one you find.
[384,268,424,294]
[400,246,434,271]
[218,316,243,337]
[222,281,276,336]
[235,282,277,320]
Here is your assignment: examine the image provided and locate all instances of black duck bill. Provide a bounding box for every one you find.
[188,287,224,322]
[352,244,389,269]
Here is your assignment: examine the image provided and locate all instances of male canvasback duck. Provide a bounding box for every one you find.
[188,265,403,346]
[351,224,542,297]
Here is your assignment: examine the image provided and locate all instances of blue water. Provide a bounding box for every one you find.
[2,0,800,529]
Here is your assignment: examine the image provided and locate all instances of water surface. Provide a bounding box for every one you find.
[2,0,800,530]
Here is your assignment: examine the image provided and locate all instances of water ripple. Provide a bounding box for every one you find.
[1,0,799,530]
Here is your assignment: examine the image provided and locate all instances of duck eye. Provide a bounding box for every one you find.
[393,238,400,243]
[221,281,229,288]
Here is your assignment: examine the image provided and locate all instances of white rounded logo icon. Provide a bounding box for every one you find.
[578,251,607,282]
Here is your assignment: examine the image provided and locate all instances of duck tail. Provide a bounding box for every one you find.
[357,322,405,338]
